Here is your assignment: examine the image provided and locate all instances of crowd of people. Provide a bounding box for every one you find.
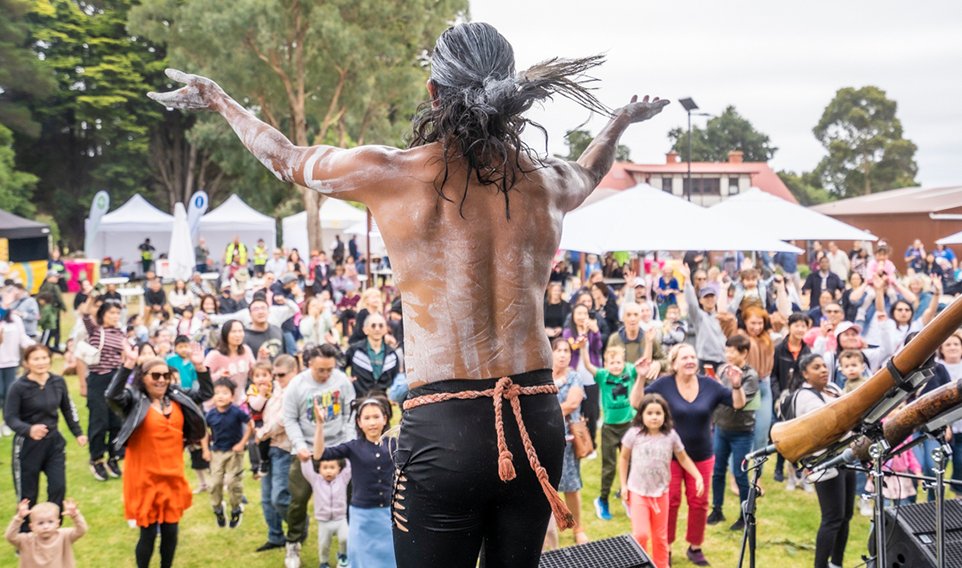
[544,239,961,568]
[1,239,403,568]
[1,236,960,568]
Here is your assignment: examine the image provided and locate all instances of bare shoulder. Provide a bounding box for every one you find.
[538,155,597,212]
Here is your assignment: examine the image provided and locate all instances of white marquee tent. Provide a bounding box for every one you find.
[707,187,877,242]
[85,194,173,275]
[282,198,372,257]
[344,218,387,256]
[197,195,276,264]
[560,184,802,254]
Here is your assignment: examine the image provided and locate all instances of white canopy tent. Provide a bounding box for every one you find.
[281,198,368,257]
[85,194,174,275]
[197,195,276,265]
[345,219,387,256]
[559,184,802,254]
[937,231,962,245]
[707,187,877,242]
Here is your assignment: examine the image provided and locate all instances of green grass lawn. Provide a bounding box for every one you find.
[0,302,874,567]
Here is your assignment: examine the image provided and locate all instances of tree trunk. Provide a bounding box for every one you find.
[863,153,872,195]
[304,189,324,255]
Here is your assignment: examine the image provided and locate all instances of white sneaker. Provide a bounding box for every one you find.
[786,474,797,491]
[586,451,597,460]
[1,424,11,437]
[803,479,815,493]
[858,497,874,517]
[285,542,301,568]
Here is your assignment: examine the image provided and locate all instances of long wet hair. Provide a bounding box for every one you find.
[408,22,610,219]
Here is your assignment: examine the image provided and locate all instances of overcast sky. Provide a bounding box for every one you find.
[469,0,962,188]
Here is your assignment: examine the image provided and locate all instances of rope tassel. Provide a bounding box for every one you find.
[404,376,575,530]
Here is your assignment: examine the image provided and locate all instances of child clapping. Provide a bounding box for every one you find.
[6,499,87,568]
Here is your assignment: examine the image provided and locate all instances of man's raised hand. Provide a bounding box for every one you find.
[619,95,669,124]
[147,69,225,112]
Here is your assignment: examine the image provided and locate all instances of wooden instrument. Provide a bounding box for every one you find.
[851,379,962,461]
[771,297,962,463]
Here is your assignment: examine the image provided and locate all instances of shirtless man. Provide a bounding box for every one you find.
[150,22,667,568]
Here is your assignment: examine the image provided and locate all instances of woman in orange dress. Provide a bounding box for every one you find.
[107,340,213,568]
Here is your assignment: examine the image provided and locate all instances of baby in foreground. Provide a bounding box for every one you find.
[5,498,87,568]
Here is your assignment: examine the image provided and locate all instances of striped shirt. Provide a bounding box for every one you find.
[82,314,126,375]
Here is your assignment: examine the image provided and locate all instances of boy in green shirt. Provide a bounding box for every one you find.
[582,341,651,521]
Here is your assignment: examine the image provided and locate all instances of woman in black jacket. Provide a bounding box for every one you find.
[5,345,87,528]
[107,340,212,568]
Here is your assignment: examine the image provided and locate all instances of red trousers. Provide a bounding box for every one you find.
[628,490,670,568]
[668,457,714,547]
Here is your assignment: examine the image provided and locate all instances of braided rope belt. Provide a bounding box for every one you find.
[403,377,575,529]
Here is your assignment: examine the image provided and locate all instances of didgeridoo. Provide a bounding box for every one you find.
[771,296,962,463]
[851,379,962,462]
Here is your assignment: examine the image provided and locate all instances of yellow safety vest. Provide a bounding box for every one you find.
[253,246,268,265]
[225,243,248,265]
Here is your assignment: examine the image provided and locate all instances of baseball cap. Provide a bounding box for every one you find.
[834,321,862,338]
[281,273,297,285]
[698,283,719,298]
[633,277,646,288]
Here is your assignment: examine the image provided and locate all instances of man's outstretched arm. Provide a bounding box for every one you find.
[562,95,669,211]
[148,69,386,201]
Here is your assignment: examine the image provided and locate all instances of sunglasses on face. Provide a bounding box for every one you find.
[273,372,289,378]
[148,372,171,382]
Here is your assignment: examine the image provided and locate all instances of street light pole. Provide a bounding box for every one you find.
[679,98,699,202]
[687,110,693,202]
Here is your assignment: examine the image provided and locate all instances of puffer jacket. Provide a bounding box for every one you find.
[106,361,213,450]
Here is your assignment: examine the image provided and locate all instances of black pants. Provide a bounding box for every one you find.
[581,383,599,451]
[87,371,123,462]
[136,522,178,568]
[393,370,564,568]
[814,468,856,568]
[13,431,66,531]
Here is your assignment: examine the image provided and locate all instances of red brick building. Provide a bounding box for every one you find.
[597,151,797,206]
[812,185,962,271]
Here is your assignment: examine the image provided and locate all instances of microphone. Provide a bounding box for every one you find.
[812,448,858,473]
[745,444,777,461]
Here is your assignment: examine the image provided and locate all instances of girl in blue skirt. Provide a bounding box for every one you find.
[313,394,396,568]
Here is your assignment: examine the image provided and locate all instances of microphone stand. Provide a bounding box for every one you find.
[737,454,768,568]
[868,440,891,568]
[924,428,951,568]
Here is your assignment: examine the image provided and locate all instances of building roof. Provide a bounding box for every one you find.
[596,152,798,203]
[810,185,962,216]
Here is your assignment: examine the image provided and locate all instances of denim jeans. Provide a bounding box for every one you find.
[712,429,754,510]
[952,435,962,496]
[282,331,297,357]
[752,379,773,456]
[912,434,940,502]
[261,446,292,544]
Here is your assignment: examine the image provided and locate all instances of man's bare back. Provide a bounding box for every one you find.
[148,70,666,385]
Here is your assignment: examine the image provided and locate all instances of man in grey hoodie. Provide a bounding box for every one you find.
[679,263,727,372]
[282,343,355,567]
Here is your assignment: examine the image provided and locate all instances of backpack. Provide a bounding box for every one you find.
[775,385,825,422]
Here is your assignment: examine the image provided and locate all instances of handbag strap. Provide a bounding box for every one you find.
[97,328,105,352]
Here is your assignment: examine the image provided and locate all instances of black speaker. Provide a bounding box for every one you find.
[539,535,655,568]
[883,498,962,568]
